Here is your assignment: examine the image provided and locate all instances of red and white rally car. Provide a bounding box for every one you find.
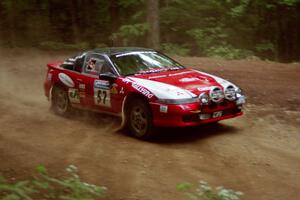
[44,47,245,139]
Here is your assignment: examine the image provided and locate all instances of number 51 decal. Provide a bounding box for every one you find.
[94,88,111,107]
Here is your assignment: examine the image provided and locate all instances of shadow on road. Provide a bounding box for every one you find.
[149,123,239,144]
[58,109,240,144]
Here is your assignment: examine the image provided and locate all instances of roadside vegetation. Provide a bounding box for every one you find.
[0,165,243,200]
[177,181,243,200]
[0,165,106,200]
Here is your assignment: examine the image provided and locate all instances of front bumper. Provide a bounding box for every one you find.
[150,99,244,127]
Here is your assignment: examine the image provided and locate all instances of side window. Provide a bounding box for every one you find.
[84,54,105,75]
[100,63,114,74]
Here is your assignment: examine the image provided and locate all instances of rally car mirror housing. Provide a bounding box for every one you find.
[99,72,118,81]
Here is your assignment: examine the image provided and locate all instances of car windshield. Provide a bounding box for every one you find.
[110,51,184,76]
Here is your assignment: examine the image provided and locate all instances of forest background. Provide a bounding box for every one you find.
[0,0,299,62]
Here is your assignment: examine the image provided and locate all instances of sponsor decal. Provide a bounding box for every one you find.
[59,73,75,88]
[119,87,124,94]
[79,84,85,89]
[94,80,110,89]
[110,83,118,94]
[169,71,194,76]
[197,86,215,91]
[122,78,131,84]
[132,82,154,99]
[175,91,186,96]
[129,77,196,99]
[94,88,111,107]
[138,67,181,75]
[94,80,111,106]
[148,75,167,79]
[79,91,85,98]
[139,69,165,74]
[159,105,168,113]
[78,84,86,98]
[179,77,200,83]
[68,88,80,103]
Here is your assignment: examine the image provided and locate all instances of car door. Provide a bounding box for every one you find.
[81,53,121,113]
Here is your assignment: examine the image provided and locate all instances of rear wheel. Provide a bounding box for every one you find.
[51,86,71,116]
[126,98,153,140]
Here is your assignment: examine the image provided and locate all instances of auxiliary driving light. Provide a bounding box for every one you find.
[199,92,210,105]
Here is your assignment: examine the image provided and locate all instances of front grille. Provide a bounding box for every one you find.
[182,114,199,122]
[205,100,229,109]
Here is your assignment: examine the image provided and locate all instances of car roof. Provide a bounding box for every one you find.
[90,47,155,56]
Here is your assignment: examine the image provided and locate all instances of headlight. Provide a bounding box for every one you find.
[224,85,237,101]
[199,92,210,105]
[210,86,224,103]
[156,97,199,104]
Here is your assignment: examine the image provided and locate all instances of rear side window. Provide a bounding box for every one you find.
[61,53,85,72]
[74,55,85,72]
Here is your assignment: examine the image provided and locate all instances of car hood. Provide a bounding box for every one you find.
[127,69,237,99]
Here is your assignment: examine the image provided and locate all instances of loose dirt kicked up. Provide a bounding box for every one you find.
[0,48,299,200]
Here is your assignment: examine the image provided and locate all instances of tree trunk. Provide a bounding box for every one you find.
[146,0,160,49]
[4,0,17,47]
[109,0,120,33]
[109,0,120,46]
[69,0,80,43]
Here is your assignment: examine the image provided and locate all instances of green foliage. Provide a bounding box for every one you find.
[279,0,300,6]
[228,0,250,17]
[186,26,252,59]
[177,181,244,200]
[39,42,89,51]
[207,46,253,60]
[255,42,275,53]
[187,26,228,54]
[0,176,36,200]
[0,165,106,200]
[0,0,300,61]
[119,0,144,8]
[161,43,190,56]
[111,23,149,46]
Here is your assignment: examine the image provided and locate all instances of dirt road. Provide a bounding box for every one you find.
[0,48,299,200]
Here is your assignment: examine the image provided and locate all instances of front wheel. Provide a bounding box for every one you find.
[51,86,71,116]
[126,98,154,140]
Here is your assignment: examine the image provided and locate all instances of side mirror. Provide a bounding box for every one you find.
[99,72,118,81]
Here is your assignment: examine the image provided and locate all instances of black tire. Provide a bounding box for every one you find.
[51,86,72,116]
[126,98,154,140]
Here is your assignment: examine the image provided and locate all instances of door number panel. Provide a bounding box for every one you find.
[94,88,111,107]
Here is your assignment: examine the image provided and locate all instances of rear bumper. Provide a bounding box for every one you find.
[150,101,243,127]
